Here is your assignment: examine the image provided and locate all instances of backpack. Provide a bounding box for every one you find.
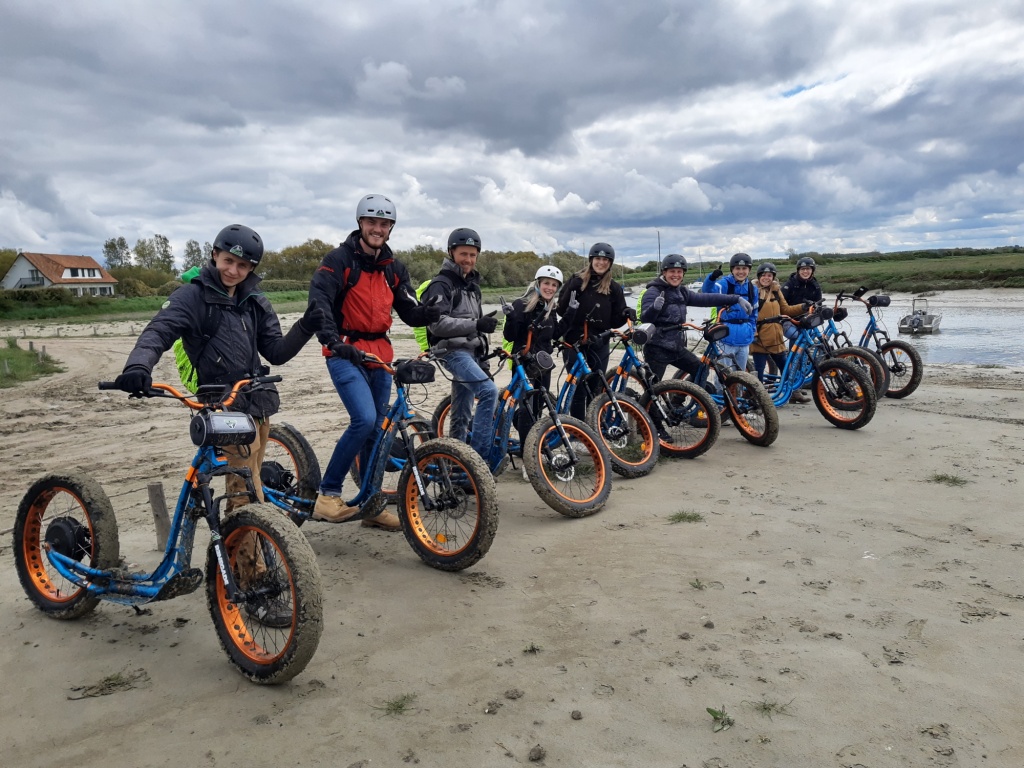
[173,302,232,394]
[413,279,433,352]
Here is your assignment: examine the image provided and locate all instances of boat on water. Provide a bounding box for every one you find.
[686,280,703,292]
[898,298,942,334]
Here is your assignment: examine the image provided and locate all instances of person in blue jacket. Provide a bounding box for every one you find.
[701,252,759,372]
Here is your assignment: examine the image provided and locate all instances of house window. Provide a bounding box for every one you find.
[70,268,79,277]
[30,269,41,281]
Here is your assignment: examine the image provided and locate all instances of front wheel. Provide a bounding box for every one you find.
[206,504,324,684]
[723,370,780,447]
[263,423,321,507]
[812,358,878,429]
[585,393,659,478]
[644,379,722,459]
[397,437,499,571]
[878,340,923,398]
[523,415,612,518]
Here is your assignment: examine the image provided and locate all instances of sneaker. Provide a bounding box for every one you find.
[790,390,811,404]
[361,510,401,531]
[243,594,293,629]
[313,494,360,523]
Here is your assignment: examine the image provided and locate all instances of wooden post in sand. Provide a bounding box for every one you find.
[147,483,171,550]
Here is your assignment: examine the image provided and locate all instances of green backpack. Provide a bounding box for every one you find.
[172,266,202,393]
[414,279,433,352]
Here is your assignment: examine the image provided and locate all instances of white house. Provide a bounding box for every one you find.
[1,252,118,296]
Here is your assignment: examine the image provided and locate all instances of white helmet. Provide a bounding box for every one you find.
[356,194,396,223]
[535,265,563,284]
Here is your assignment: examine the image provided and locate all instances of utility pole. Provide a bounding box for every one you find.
[657,230,661,269]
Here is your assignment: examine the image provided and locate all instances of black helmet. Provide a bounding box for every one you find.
[756,262,778,277]
[213,224,263,266]
[661,254,687,271]
[796,256,816,272]
[447,227,481,252]
[589,242,615,263]
[730,252,753,269]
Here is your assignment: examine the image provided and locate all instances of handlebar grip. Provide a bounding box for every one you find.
[258,375,283,384]
[97,381,119,390]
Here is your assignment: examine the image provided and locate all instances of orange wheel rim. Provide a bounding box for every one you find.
[535,423,606,504]
[215,527,294,664]
[22,488,92,603]
[404,455,479,556]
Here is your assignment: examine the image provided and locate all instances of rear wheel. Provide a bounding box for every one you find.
[523,416,612,518]
[812,358,877,429]
[879,340,923,398]
[835,347,889,398]
[723,371,779,447]
[604,367,645,401]
[263,423,321,506]
[585,393,659,478]
[644,379,721,459]
[350,417,434,504]
[13,473,120,620]
[206,503,323,684]
[397,437,499,571]
[431,395,454,438]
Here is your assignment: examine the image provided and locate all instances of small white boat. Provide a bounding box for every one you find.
[622,286,633,296]
[898,298,942,334]
[686,280,703,292]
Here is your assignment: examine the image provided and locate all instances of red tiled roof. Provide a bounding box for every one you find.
[19,253,118,285]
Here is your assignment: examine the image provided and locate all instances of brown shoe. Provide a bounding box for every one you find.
[313,494,360,523]
[361,510,401,531]
[790,389,811,404]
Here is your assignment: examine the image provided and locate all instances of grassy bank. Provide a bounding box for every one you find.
[0,337,64,388]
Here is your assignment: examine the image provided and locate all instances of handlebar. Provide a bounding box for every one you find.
[98,375,282,411]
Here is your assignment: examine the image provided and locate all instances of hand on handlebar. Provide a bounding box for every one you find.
[476,312,499,334]
[113,367,152,394]
[329,340,362,362]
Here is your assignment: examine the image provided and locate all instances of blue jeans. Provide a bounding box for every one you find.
[439,349,497,460]
[718,343,749,373]
[320,357,392,497]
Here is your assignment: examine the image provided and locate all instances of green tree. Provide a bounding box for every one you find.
[103,237,132,269]
[182,239,204,270]
[258,238,333,282]
[133,237,158,270]
[153,234,176,275]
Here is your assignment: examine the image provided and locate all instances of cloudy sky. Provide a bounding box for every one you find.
[2,0,1023,267]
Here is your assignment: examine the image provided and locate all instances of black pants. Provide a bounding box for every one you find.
[752,351,787,383]
[561,344,610,420]
[645,346,701,382]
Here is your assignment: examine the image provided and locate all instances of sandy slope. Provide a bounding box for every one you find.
[0,314,1022,768]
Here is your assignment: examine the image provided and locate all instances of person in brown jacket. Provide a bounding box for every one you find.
[750,262,809,402]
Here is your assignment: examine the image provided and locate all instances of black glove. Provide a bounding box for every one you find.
[709,267,723,281]
[423,295,443,323]
[300,305,328,334]
[624,307,637,322]
[802,301,813,311]
[328,340,361,362]
[476,314,499,334]
[114,367,151,394]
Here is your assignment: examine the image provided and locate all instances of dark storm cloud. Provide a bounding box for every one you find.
[0,0,1022,262]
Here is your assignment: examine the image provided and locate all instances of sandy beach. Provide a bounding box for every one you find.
[1,304,1023,767]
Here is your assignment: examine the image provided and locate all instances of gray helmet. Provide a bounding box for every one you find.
[756,262,778,277]
[447,227,481,252]
[796,256,816,272]
[589,242,615,263]
[213,224,263,266]
[356,194,396,224]
[661,254,687,271]
[730,252,753,269]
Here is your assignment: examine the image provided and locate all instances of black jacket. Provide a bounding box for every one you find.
[423,259,486,353]
[123,263,313,418]
[502,296,567,355]
[781,272,822,305]
[639,277,739,355]
[555,274,628,346]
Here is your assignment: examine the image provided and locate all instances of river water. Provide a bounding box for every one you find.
[624,287,1024,367]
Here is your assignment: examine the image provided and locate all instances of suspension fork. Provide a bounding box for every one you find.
[394,419,437,511]
[539,387,579,465]
[195,469,242,601]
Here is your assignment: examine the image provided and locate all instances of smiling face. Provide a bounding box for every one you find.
[758,271,775,287]
[731,265,751,282]
[358,216,393,253]
[212,249,254,295]
[590,256,612,275]
[663,267,685,287]
[537,276,560,300]
[451,245,479,276]
[798,265,814,281]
